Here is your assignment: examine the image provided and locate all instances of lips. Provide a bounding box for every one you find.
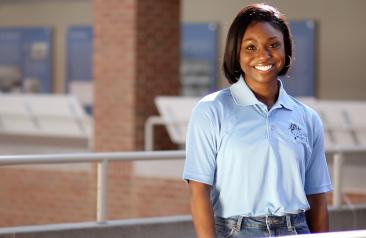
[254,65,273,72]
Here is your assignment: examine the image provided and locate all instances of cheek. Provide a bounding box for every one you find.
[239,55,251,72]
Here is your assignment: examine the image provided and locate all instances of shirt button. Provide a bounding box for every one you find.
[271,126,275,131]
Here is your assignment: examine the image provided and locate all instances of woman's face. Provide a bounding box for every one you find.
[240,21,285,86]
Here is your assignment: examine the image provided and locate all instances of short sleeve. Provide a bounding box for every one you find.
[304,115,333,195]
[182,103,217,185]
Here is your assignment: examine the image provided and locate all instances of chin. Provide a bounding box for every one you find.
[254,76,278,84]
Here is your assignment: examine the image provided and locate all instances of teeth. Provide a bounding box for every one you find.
[255,65,272,71]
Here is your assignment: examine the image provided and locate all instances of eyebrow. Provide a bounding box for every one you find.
[242,36,281,42]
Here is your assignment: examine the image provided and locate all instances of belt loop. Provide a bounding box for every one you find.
[235,216,244,232]
[286,215,292,231]
[265,216,272,236]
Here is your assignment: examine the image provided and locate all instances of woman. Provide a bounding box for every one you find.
[183,3,332,238]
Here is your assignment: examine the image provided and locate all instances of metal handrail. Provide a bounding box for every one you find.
[0,150,186,224]
[0,150,185,165]
[1,146,366,224]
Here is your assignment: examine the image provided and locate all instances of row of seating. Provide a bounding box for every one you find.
[153,96,366,150]
[0,93,91,139]
[2,94,366,151]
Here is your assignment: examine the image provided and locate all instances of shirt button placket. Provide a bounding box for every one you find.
[266,112,270,140]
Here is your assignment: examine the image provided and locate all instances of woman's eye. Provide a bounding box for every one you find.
[269,42,280,48]
[246,45,256,51]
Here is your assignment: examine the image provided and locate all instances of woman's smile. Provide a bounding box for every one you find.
[254,64,274,72]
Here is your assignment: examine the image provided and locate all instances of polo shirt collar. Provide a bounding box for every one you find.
[230,76,258,106]
[229,75,295,111]
[276,80,295,111]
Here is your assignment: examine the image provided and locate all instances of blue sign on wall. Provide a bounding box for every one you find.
[181,23,218,96]
[66,26,93,114]
[66,26,93,84]
[0,28,52,93]
[281,20,316,97]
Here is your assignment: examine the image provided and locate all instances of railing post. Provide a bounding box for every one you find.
[97,159,108,223]
[145,117,155,151]
[144,116,165,151]
[333,152,344,208]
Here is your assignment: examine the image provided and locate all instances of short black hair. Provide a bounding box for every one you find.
[223,3,293,84]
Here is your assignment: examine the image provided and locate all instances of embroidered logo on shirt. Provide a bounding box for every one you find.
[288,122,307,143]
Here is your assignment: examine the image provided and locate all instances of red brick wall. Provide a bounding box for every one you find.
[93,0,137,152]
[92,0,184,224]
[135,0,181,150]
[0,167,96,226]
[0,166,190,227]
[93,0,180,152]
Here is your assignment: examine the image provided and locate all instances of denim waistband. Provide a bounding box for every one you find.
[215,212,307,231]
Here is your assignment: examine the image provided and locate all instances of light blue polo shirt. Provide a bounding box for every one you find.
[183,77,332,218]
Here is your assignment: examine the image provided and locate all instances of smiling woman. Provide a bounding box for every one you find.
[239,22,285,108]
[240,22,285,84]
[183,3,332,238]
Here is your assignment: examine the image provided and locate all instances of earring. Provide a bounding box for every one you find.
[284,55,293,68]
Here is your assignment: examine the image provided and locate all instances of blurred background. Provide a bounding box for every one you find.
[0,0,366,235]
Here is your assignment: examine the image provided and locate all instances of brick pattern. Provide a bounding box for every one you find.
[0,166,190,227]
[93,0,180,152]
[93,0,137,152]
[107,169,190,219]
[91,0,184,227]
[135,0,181,150]
[0,167,96,226]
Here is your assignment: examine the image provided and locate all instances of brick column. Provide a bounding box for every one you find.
[93,0,180,152]
[135,1,181,150]
[93,0,181,219]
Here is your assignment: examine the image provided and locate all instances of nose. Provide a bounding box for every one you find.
[257,47,271,60]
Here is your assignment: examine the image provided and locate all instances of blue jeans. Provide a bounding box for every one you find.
[215,213,310,237]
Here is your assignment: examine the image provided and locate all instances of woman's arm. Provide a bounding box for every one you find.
[189,180,216,238]
[305,192,329,232]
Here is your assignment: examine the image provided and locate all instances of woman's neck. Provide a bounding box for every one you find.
[245,79,279,110]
